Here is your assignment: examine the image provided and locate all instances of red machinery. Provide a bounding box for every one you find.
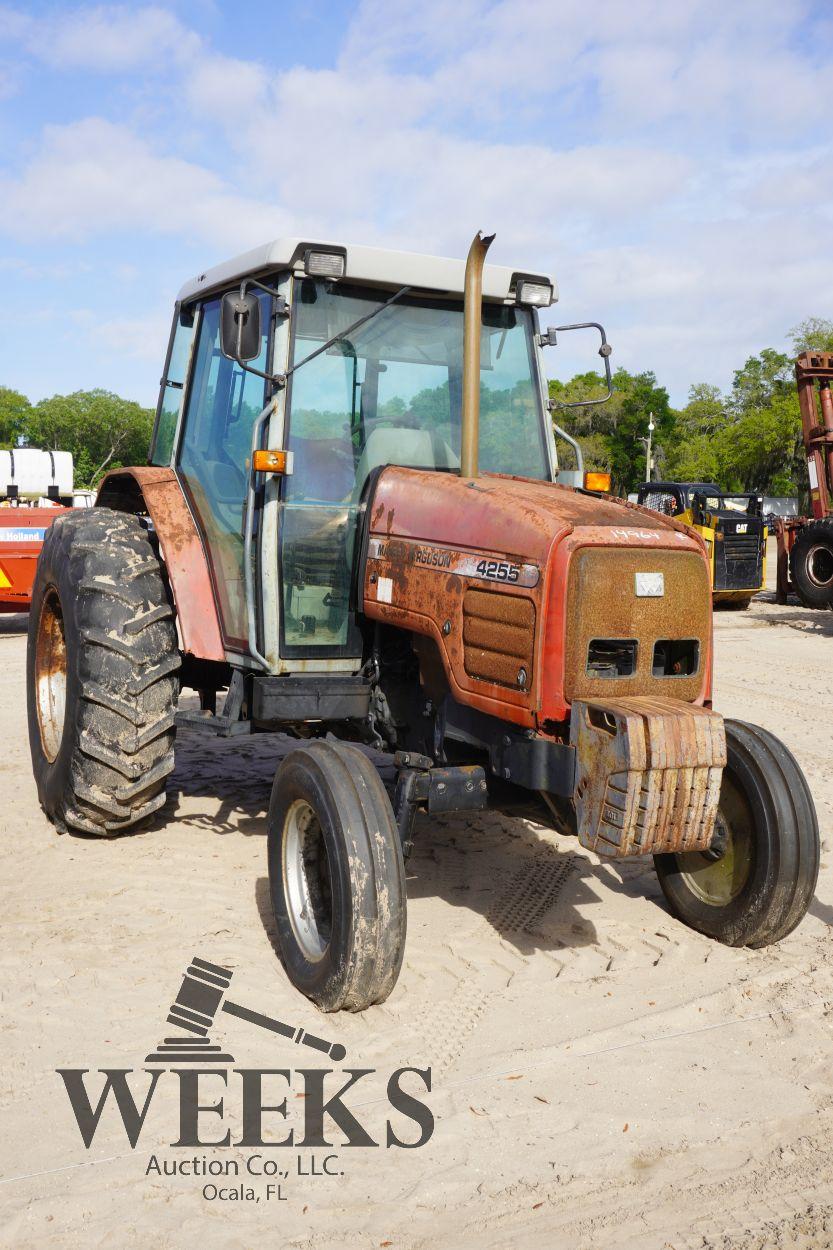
[0,505,67,612]
[776,350,833,608]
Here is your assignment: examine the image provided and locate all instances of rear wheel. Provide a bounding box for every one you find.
[654,720,819,947]
[267,740,406,1011]
[27,508,179,835]
[790,518,833,608]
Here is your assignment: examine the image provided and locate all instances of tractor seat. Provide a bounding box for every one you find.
[354,425,458,499]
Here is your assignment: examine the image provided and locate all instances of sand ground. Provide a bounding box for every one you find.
[2,557,833,1249]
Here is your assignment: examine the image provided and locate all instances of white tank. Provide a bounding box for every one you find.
[0,449,74,501]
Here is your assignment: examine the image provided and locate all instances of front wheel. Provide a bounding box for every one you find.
[267,740,407,1011]
[654,721,819,948]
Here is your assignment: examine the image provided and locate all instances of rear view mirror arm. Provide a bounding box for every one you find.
[543,321,614,411]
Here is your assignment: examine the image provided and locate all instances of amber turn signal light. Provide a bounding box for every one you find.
[584,470,611,492]
[252,449,292,475]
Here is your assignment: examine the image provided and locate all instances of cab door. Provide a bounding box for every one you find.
[278,335,364,660]
[177,289,272,651]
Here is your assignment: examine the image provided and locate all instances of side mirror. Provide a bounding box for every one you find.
[542,321,614,410]
[221,291,261,362]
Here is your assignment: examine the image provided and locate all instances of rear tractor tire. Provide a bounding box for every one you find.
[654,720,819,947]
[267,740,407,1011]
[27,508,180,836]
[790,517,833,609]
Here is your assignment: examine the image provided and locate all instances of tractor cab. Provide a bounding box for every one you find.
[637,480,766,607]
[145,239,608,669]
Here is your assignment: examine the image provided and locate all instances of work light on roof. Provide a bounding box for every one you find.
[515,278,553,308]
[304,250,346,279]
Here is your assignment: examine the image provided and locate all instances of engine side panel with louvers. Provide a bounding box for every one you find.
[462,589,535,688]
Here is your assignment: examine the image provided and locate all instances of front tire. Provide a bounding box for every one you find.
[27,508,179,835]
[654,720,819,947]
[790,518,833,609]
[267,740,407,1011]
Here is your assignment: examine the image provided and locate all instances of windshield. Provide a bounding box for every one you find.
[284,279,550,504]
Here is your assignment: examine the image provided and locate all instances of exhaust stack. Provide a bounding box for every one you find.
[460,230,495,479]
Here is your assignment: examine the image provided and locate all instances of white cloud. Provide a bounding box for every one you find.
[0,118,284,247]
[183,52,269,121]
[94,306,172,362]
[0,0,832,404]
[17,4,198,71]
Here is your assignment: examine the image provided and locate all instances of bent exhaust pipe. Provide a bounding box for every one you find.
[460,230,495,479]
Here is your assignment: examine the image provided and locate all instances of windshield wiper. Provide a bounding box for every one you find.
[278,285,411,386]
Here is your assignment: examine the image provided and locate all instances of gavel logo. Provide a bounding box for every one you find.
[145,956,347,1065]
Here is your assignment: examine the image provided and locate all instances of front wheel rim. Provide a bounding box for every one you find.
[807,543,833,588]
[675,782,754,907]
[34,588,67,763]
[282,799,333,961]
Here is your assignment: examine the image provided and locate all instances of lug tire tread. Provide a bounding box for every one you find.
[790,517,833,609]
[27,508,179,836]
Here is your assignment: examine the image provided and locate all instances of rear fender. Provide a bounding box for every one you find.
[96,467,224,661]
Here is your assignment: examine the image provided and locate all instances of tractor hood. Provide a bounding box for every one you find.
[363,467,713,731]
[365,466,703,563]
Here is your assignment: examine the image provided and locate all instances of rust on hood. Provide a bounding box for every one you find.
[363,465,713,731]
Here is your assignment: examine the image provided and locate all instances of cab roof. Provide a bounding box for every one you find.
[176,237,557,306]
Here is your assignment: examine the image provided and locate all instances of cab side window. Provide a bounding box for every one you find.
[150,306,195,466]
[178,290,271,645]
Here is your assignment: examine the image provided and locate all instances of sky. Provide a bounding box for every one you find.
[0,0,831,409]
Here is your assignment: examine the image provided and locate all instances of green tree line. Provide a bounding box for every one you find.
[549,317,833,497]
[0,388,154,488]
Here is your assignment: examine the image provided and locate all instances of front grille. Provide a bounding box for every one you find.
[713,531,763,591]
[563,547,710,703]
[722,534,759,562]
[462,589,535,689]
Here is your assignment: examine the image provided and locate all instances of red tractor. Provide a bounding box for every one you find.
[776,350,833,608]
[27,234,819,1012]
